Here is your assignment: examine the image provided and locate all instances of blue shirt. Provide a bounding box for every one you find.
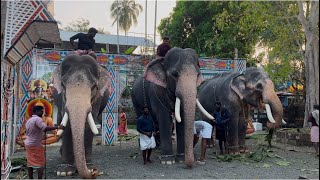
[213,108,230,128]
[136,114,155,133]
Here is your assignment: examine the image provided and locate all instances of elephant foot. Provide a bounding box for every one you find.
[160,155,175,165]
[239,146,249,153]
[226,146,240,155]
[56,164,77,177]
[86,163,100,178]
[175,153,184,163]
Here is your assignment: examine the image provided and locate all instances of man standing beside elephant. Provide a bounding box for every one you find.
[213,102,231,155]
[137,107,156,165]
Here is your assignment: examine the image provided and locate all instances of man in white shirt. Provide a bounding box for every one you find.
[193,120,213,164]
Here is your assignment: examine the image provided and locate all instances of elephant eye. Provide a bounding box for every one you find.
[170,70,179,78]
[256,83,263,91]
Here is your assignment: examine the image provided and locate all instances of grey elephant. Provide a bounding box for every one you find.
[198,67,284,154]
[131,47,213,167]
[52,54,110,178]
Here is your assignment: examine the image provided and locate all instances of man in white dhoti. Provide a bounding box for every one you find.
[137,107,156,165]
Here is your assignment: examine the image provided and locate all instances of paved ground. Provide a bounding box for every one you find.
[10,130,319,179]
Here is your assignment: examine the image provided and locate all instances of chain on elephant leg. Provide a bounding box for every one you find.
[56,163,76,177]
[226,139,240,155]
[239,145,249,153]
[175,153,184,163]
[160,154,176,165]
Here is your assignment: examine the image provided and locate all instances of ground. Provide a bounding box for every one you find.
[10,129,319,179]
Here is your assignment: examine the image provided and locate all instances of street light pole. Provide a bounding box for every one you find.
[117,0,120,54]
[145,0,147,55]
[153,0,157,55]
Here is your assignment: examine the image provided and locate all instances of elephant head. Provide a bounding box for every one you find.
[231,67,283,129]
[52,54,110,178]
[144,47,212,167]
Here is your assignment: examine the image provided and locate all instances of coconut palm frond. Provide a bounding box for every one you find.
[110,0,143,33]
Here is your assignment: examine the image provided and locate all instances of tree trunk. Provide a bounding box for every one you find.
[297,1,319,127]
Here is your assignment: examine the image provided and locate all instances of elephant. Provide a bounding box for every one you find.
[131,47,213,167]
[52,54,110,178]
[198,67,284,154]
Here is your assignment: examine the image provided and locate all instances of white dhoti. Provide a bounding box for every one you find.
[139,134,156,150]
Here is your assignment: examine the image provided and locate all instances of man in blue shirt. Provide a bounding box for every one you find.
[136,107,156,165]
[213,102,230,155]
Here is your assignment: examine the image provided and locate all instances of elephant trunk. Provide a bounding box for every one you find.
[176,70,197,168]
[66,85,95,179]
[263,80,283,129]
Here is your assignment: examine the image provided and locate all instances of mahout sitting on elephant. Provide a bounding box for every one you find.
[52,54,110,178]
[198,67,284,154]
[131,47,213,167]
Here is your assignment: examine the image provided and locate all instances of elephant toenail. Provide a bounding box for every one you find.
[61,172,67,176]
[57,171,61,176]
[67,171,73,176]
[167,161,172,165]
[161,161,166,165]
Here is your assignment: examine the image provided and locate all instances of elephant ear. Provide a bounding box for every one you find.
[197,74,204,86]
[230,74,246,100]
[143,58,167,88]
[52,65,62,94]
[97,66,111,96]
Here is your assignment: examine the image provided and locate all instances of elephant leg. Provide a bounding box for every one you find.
[238,113,248,153]
[84,125,94,163]
[226,114,240,154]
[60,123,74,163]
[58,123,76,177]
[157,110,175,165]
[175,118,185,163]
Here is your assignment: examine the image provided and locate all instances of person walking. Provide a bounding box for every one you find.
[193,120,213,164]
[309,104,319,156]
[25,105,64,179]
[136,107,156,165]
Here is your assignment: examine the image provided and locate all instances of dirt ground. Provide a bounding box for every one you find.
[10,130,319,179]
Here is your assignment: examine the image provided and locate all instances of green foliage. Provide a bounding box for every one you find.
[110,0,143,35]
[121,86,132,99]
[64,18,110,34]
[158,1,305,87]
[41,72,52,84]
[247,145,269,162]
[158,1,260,58]
[11,157,27,167]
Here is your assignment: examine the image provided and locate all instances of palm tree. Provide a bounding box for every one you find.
[110,0,143,36]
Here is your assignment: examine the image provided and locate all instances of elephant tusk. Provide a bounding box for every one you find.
[196,99,214,120]
[87,112,99,135]
[265,104,276,123]
[282,119,287,125]
[57,112,69,136]
[175,98,182,123]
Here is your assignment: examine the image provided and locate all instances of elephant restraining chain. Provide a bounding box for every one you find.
[143,78,171,113]
[153,84,172,113]
[212,73,224,102]
[143,78,147,107]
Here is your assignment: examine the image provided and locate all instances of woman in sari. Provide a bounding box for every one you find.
[118,108,128,135]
